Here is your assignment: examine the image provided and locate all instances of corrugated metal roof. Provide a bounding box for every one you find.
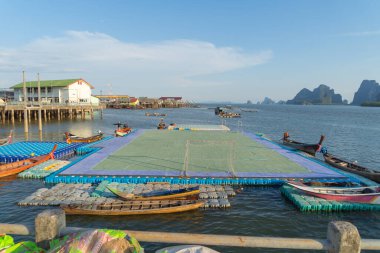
[11,79,94,89]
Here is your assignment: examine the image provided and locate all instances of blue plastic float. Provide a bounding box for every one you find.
[0,141,84,162]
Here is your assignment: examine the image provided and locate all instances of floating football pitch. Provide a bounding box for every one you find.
[60,129,345,179]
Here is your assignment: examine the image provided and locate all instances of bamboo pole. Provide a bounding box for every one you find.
[37,73,42,132]
[22,71,28,133]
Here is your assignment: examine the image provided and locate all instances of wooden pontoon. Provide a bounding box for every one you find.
[282,132,324,156]
[323,153,380,183]
[65,132,103,144]
[62,199,204,216]
[0,144,57,178]
[107,186,200,201]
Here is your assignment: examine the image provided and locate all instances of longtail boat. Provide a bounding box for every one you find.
[323,153,380,183]
[157,119,167,130]
[219,112,241,118]
[107,186,200,200]
[115,128,132,137]
[0,144,57,178]
[0,130,12,146]
[65,132,103,144]
[113,122,132,137]
[62,199,204,216]
[287,181,380,204]
[282,132,324,156]
[145,112,167,117]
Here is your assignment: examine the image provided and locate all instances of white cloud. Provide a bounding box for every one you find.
[0,31,272,100]
[339,30,380,37]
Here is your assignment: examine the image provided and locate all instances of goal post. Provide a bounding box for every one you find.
[182,139,236,177]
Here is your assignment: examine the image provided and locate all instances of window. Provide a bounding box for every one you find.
[47,87,52,93]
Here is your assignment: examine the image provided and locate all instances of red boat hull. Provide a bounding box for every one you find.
[304,191,378,203]
[287,181,380,204]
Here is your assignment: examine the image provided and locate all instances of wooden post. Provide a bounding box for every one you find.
[1,110,5,124]
[11,109,14,124]
[44,109,47,121]
[57,108,60,120]
[35,209,66,247]
[37,73,42,132]
[327,221,361,253]
[38,130,43,141]
[22,71,28,133]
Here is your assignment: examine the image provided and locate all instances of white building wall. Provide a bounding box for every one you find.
[13,79,93,104]
[67,81,92,103]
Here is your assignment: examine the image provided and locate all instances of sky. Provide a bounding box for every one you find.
[0,0,380,102]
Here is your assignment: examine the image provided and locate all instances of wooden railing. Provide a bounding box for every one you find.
[0,209,379,252]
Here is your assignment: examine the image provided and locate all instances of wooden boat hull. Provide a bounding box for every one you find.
[107,186,200,201]
[282,133,324,156]
[323,153,380,183]
[62,200,204,216]
[115,128,132,137]
[219,115,241,118]
[0,144,57,178]
[145,113,167,117]
[0,130,13,146]
[65,132,103,144]
[287,181,380,204]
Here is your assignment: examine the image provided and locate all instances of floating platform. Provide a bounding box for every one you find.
[281,185,380,212]
[18,159,70,179]
[167,124,230,131]
[44,129,356,185]
[0,141,84,162]
[75,135,114,155]
[18,182,233,209]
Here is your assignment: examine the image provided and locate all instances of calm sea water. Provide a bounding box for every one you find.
[0,105,380,253]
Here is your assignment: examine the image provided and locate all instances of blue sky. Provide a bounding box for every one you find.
[0,0,379,102]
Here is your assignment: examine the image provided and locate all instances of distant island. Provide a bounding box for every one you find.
[352,80,380,106]
[223,79,380,106]
[287,84,344,105]
[257,97,275,105]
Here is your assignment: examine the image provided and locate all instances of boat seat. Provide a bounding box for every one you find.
[362,188,375,194]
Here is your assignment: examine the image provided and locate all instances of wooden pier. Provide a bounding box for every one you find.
[0,103,105,123]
